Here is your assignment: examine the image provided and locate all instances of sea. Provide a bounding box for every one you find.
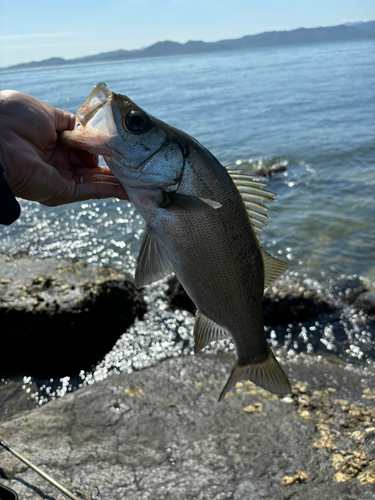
[0,40,374,405]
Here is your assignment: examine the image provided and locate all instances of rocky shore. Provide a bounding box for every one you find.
[0,354,374,499]
[0,255,374,499]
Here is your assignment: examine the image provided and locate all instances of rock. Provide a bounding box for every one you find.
[165,276,335,325]
[335,278,367,305]
[334,278,375,315]
[256,162,287,177]
[165,276,196,314]
[0,354,374,500]
[262,280,335,325]
[353,292,375,315]
[233,160,288,178]
[0,256,147,378]
[0,379,37,422]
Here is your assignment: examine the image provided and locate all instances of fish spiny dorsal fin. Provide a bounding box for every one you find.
[226,167,289,286]
[194,311,228,353]
[226,167,274,243]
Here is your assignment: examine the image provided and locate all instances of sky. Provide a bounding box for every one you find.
[0,0,374,68]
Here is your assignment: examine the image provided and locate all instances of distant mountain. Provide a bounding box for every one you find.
[3,21,375,72]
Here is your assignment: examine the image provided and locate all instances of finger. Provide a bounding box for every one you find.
[73,165,116,177]
[71,181,129,202]
[53,107,76,133]
[91,174,121,185]
[73,172,124,187]
[70,148,99,168]
[71,168,128,201]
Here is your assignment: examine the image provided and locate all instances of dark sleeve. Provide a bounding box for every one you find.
[0,164,21,225]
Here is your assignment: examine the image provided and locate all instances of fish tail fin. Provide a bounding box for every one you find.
[218,346,291,402]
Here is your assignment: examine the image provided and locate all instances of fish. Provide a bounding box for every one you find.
[61,83,291,401]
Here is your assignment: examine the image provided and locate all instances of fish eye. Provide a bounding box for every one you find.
[124,110,150,133]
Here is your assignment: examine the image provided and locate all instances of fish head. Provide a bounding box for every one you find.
[60,83,183,188]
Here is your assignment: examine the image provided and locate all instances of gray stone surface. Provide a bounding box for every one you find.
[0,354,374,500]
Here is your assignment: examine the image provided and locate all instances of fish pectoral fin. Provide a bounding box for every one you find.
[194,312,228,353]
[135,226,174,288]
[164,193,222,212]
[218,346,291,402]
[261,249,289,288]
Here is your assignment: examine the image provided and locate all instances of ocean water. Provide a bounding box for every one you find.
[1,40,374,403]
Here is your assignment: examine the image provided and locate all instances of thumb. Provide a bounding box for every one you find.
[53,106,76,133]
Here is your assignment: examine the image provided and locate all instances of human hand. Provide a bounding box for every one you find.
[0,90,128,206]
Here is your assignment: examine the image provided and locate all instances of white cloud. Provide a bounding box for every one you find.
[4,42,95,50]
[0,32,71,40]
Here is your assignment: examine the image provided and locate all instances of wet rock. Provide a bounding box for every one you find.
[0,256,147,378]
[262,281,335,325]
[336,278,367,305]
[256,162,287,177]
[335,277,375,314]
[353,292,375,315]
[234,160,288,178]
[165,276,335,325]
[0,354,374,500]
[0,379,37,422]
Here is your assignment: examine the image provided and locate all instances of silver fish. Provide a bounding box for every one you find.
[61,83,291,401]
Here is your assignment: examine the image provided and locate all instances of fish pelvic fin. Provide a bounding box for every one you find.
[218,346,291,402]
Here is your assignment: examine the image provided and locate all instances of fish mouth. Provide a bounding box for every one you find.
[60,82,119,155]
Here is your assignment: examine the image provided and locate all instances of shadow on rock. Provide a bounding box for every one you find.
[165,276,336,325]
[0,256,146,378]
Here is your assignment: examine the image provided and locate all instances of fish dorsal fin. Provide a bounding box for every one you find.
[135,226,174,288]
[194,311,228,353]
[226,167,275,242]
[226,167,289,286]
[261,250,289,287]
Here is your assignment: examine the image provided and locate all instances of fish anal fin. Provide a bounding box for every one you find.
[135,226,174,288]
[261,249,289,288]
[194,311,227,353]
[218,346,291,402]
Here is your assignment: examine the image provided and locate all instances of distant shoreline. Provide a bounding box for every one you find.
[1,21,374,72]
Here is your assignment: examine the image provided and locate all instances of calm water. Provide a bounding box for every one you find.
[1,40,374,403]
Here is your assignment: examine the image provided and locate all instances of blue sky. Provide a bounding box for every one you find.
[0,0,374,68]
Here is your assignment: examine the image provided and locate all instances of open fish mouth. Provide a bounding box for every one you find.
[60,82,119,154]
